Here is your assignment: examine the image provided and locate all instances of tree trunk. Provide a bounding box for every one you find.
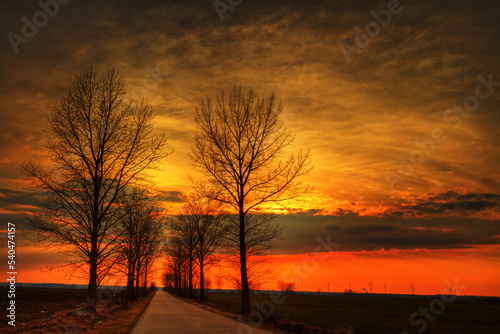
[88,246,98,312]
[239,212,250,314]
[188,252,193,299]
[143,258,148,295]
[136,261,141,298]
[199,261,205,302]
[127,261,136,302]
[174,264,180,293]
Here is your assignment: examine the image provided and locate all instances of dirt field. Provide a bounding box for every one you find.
[0,286,154,333]
[0,287,88,329]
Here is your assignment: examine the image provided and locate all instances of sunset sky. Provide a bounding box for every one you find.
[1,0,499,296]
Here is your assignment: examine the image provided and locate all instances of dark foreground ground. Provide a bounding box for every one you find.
[0,286,153,333]
[0,287,88,329]
[2,287,499,333]
[206,292,500,334]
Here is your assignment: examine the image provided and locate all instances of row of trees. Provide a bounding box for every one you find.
[23,67,311,314]
[166,195,225,302]
[22,68,168,310]
[116,191,164,303]
[164,196,282,302]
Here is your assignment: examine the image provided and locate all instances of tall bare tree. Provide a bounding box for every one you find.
[168,213,197,298]
[168,194,226,301]
[21,67,168,311]
[191,87,311,313]
[136,209,165,298]
[165,237,190,296]
[224,214,281,291]
[116,190,164,302]
[186,194,226,302]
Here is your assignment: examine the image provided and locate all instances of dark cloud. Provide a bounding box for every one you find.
[295,209,323,216]
[331,208,359,217]
[156,190,184,203]
[0,188,37,213]
[325,224,340,231]
[344,224,397,234]
[428,191,500,203]
[276,210,500,254]
[388,191,500,217]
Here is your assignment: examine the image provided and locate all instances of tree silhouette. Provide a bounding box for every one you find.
[223,214,281,292]
[278,281,296,294]
[214,275,224,293]
[191,86,311,313]
[165,238,190,296]
[168,209,197,299]
[170,194,226,301]
[21,67,168,311]
[116,190,164,302]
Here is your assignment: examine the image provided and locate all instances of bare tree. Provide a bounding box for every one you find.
[163,270,175,289]
[21,67,169,311]
[188,195,226,302]
[191,87,311,313]
[165,237,191,296]
[168,212,197,298]
[116,190,164,302]
[204,277,212,290]
[116,191,144,303]
[214,274,224,293]
[277,281,296,294]
[137,214,165,297]
[224,214,281,291]
[168,194,226,301]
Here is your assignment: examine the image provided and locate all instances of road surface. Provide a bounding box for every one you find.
[131,291,272,334]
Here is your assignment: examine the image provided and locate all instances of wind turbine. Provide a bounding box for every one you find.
[369,281,373,294]
[410,283,416,296]
[384,283,388,294]
[327,281,332,293]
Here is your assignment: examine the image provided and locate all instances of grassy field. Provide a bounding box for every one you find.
[206,292,500,334]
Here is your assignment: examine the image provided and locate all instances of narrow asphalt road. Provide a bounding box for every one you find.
[131,291,273,334]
